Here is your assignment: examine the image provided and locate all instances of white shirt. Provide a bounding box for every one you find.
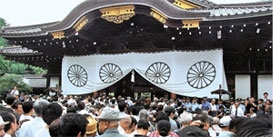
[230,107,244,117]
[35,127,51,137]
[18,117,47,137]
[10,89,19,96]
[77,109,89,115]
[3,134,11,137]
[19,115,34,121]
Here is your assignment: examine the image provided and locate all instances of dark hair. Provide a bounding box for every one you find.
[155,112,169,123]
[77,102,85,110]
[0,111,16,132]
[130,116,137,129]
[12,101,23,110]
[235,115,272,137]
[22,101,34,113]
[58,113,88,137]
[229,117,249,133]
[5,95,16,105]
[49,118,61,137]
[137,120,150,130]
[67,106,77,113]
[156,104,164,112]
[42,103,63,125]
[157,120,171,136]
[192,114,209,129]
[118,100,127,112]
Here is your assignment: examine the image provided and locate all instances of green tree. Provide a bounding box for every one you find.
[0,73,32,99]
[0,17,8,47]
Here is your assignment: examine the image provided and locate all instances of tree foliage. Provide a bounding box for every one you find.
[0,18,8,47]
[0,73,32,99]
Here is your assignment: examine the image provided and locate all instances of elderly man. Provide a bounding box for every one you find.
[0,116,9,137]
[19,99,50,137]
[231,102,244,118]
[97,107,126,137]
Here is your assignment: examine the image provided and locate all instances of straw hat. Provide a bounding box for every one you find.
[86,116,97,135]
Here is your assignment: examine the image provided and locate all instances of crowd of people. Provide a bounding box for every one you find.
[0,88,272,137]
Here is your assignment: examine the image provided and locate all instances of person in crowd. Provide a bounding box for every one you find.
[149,112,178,137]
[208,117,221,137]
[246,108,256,118]
[19,101,34,122]
[49,118,60,137]
[184,97,192,112]
[174,111,193,134]
[243,99,251,114]
[235,115,272,137]
[209,99,218,117]
[4,96,16,112]
[97,106,126,137]
[264,99,272,115]
[201,97,211,113]
[0,111,18,137]
[35,103,63,137]
[58,113,88,137]
[179,114,210,137]
[164,106,178,131]
[10,86,19,99]
[128,116,137,135]
[229,117,249,135]
[84,115,97,137]
[118,115,132,135]
[256,105,265,115]
[249,97,257,110]
[138,109,155,132]
[216,105,226,119]
[230,102,244,118]
[118,100,129,118]
[218,116,234,137]
[216,99,227,112]
[77,101,89,115]
[134,120,150,137]
[263,92,270,103]
[18,99,49,137]
[179,112,192,130]
[156,120,171,137]
[191,97,200,113]
[127,97,134,107]
[67,95,77,107]
[16,101,34,137]
[0,116,9,137]
[12,102,23,116]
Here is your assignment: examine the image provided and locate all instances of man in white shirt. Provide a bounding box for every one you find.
[35,103,63,137]
[10,86,19,99]
[18,99,49,137]
[230,102,244,118]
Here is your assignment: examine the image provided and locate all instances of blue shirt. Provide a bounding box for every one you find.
[201,101,211,111]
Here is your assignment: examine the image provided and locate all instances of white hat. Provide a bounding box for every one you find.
[97,107,121,121]
[220,116,232,127]
[0,116,9,126]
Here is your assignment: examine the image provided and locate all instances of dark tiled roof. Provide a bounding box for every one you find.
[0,46,41,55]
[190,4,272,20]
[0,0,271,37]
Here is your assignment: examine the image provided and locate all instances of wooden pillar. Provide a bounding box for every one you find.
[250,73,258,98]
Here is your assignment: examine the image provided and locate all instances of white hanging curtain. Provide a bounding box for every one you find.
[62,49,228,98]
